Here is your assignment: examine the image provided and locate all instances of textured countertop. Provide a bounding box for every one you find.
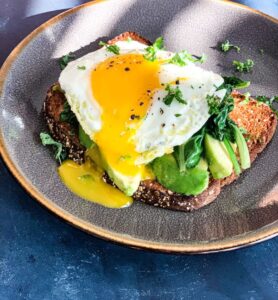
[0,1,278,299]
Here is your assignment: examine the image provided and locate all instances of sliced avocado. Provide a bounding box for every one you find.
[86,146,141,196]
[204,134,233,179]
[151,154,209,196]
[79,125,94,149]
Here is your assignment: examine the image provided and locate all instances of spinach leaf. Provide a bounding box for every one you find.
[174,128,205,171]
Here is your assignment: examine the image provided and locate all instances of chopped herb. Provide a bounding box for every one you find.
[40,132,67,164]
[119,155,132,161]
[169,50,206,66]
[59,53,75,70]
[206,94,222,115]
[256,95,278,116]
[220,40,240,53]
[259,49,264,55]
[163,84,187,106]
[99,41,120,55]
[77,65,86,70]
[175,114,182,117]
[78,174,93,181]
[242,92,251,104]
[143,37,164,62]
[233,59,254,73]
[60,101,78,126]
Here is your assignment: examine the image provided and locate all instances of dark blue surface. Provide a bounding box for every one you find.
[0,1,278,299]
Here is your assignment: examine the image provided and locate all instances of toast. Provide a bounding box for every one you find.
[43,32,277,211]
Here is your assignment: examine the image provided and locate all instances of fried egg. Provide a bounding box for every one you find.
[59,40,225,180]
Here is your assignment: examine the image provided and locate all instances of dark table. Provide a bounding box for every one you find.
[0,1,278,299]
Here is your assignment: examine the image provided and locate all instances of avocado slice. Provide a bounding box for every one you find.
[151,154,209,196]
[79,125,94,149]
[204,134,233,179]
[86,146,141,196]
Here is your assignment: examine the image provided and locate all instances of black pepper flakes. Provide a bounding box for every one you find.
[140,102,144,106]
[130,114,140,120]
[160,108,164,115]
[175,80,180,85]
[124,67,130,71]
[161,123,165,128]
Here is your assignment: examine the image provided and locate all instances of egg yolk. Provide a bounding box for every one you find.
[91,54,161,176]
[58,160,132,208]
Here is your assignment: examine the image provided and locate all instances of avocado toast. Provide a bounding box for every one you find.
[42,32,277,212]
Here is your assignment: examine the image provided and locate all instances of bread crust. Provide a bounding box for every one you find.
[43,32,277,211]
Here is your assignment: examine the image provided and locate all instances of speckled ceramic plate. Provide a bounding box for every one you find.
[0,0,278,253]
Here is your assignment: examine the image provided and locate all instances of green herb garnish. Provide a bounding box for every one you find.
[256,95,278,116]
[233,59,254,73]
[77,66,86,70]
[59,53,75,70]
[78,174,93,181]
[40,132,67,164]
[169,51,206,66]
[242,92,251,104]
[163,84,187,106]
[220,40,240,53]
[119,155,132,161]
[99,41,120,55]
[175,114,182,117]
[143,37,164,62]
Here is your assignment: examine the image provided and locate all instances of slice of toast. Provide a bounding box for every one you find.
[43,32,277,212]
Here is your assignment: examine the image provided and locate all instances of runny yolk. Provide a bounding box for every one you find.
[58,160,133,208]
[91,54,161,177]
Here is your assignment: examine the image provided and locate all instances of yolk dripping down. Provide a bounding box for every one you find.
[91,54,161,176]
[58,160,132,208]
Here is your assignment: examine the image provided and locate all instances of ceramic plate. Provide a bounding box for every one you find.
[1,0,278,253]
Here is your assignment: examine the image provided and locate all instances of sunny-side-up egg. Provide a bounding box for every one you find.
[59,40,225,197]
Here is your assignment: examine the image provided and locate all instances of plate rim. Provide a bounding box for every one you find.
[0,0,277,253]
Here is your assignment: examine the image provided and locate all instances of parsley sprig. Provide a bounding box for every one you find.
[169,51,206,66]
[40,132,67,164]
[163,84,187,106]
[99,41,120,55]
[143,37,164,62]
[220,40,240,53]
[59,53,75,70]
[233,59,254,73]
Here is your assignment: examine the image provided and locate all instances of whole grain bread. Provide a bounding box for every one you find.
[43,32,277,212]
